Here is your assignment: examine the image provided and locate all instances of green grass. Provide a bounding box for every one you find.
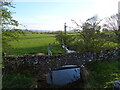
[4,33,119,56]
[3,73,35,88]
[5,34,64,56]
[85,60,120,88]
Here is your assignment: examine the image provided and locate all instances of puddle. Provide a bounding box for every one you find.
[46,65,81,86]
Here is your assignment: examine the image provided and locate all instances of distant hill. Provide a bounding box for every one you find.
[22,29,60,32]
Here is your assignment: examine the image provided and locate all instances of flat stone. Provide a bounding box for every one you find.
[36,53,46,56]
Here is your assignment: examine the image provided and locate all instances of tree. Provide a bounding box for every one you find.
[103,14,120,42]
[1,0,24,50]
[55,31,76,49]
[71,16,106,52]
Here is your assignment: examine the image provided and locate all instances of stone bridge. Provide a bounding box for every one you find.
[4,47,120,74]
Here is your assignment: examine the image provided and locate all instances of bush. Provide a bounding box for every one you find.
[55,31,76,49]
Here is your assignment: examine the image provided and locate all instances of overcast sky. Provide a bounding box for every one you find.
[12,0,120,31]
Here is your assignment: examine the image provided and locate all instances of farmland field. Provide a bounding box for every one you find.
[4,33,119,56]
[5,34,64,56]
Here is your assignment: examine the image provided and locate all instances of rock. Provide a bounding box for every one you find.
[36,53,46,56]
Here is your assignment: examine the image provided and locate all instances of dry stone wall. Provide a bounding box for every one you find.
[4,47,120,74]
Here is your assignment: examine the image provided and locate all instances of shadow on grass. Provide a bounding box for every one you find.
[5,46,48,56]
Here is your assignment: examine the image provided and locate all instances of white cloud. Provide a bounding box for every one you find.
[13,0,120,30]
[35,15,63,19]
[14,16,65,30]
[20,22,64,30]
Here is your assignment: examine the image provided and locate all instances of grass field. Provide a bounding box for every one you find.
[5,34,64,56]
[4,33,119,56]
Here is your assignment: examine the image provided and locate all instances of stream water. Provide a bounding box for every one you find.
[46,65,81,86]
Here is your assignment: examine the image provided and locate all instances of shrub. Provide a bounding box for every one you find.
[55,31,76,49]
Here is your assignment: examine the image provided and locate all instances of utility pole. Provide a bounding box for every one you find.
[64,23,67,34]
[118,1,120,30]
